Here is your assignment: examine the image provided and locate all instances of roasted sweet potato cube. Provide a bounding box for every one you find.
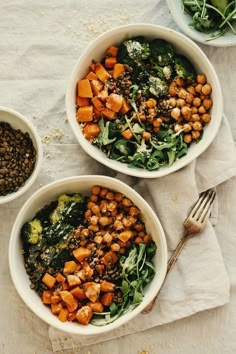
[42,290,53,304]
[121,128,133,140]
[101,108,116,120]
[100,280,115,292]
[90,79,104,95]
[113,63,125,79]
[42,273,56,289]
[76,96,89,107]
[83,282,101,303]
[64,261,77,274]
[51,294,61,304]
[66,297,79,313]
[106,45,119,57]
[70,286,87,300]
[98,88,109,102]
[95,63,111,82]
[76,306,93,325]
[76,106,93,123]
[68,311,77,322]
[118,230,134,243]
[87,301,104,313]
[86,71,98,80]
[106,93,123,113]
[73,247,92,262]
[101,251,118,266]
[59,290,75,306]
[120,98,131,114]
[67,275,81,288]
[105,56,117,69]
[58,307,69,322]
[56,273,66,283]
[101,292,114,307]
[51,302,63,315]
[91,96,104,111]
[83,123,100,140]
[77,79,93,98]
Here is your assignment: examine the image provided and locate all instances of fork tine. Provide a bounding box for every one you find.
[198,190,216,223]
[186,190,210,220]
[193,190,215,222]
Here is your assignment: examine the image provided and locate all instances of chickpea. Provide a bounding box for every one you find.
[74,228,81,237]
[106,192,114,200]
[90,215,99,225]
[139,113,146,121]
[91,204,100,215]
[167,97,177,108]
[176,98,185,107]
[146,98,157,108]
[192,130,201,140]
[171,107,181,120]
[81,228,89,238]
[143,235,152,244]
[198,105,206,115]
[99,216,111,226]
[192,121,203,131]
[116,213,124,221]
[134,237,143,244]
[143,131,151,141]
[153,117,163,127]
[201,113,211,123]
[100,188,108,198]
[111,209,118,217]
[119,247,126,254]
[88,224,99,232]
[91,185,101,195]
[122,217,133,228]
[176,77,185,87]
[107,200,117,212]
[191,106,198,114]
[122,198,133,207]
[100,200,108,213]
[193,97,201,107]
[201,83,212,96]
[103,232,112,244]
[134,223,144,232]
[94,235,103,244]
[148,108,156,118]
[191,113,201,122]
[178,88,188,99]
[153,127,160,133]
[90,194,98,202]
[183,134,192,144]
[197,74,207,85]
[138,231,145,238]
[183,123,192,132]
[87,201,95,209]
[129,206,140,216]
[87,242,95,250]
[113,219,124,231]
[115,192,123,202]
[111,243,120,252]
[168,86,178,97]
[203,98,213,110]
[85,209,92,220]
[181,106,192,120]
[79,240,87,247]
[187,86,196,95]
[186,93,194,104]
[174,123,183,133]
[195,83,203,94]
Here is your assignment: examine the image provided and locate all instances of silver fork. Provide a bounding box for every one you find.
[142,189,216,314]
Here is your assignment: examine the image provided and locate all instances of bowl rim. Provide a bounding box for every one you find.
[9,174,168,335]
[0,105,43,204]
[166,0,236,47]
[66,23,223,178]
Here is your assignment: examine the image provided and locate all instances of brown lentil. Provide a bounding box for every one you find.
[0,122,36,196]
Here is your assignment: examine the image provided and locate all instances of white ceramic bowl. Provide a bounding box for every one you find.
[166,0,236,47]
[66,24,223,178]
[0,106,43,204]
[9,175,167,335]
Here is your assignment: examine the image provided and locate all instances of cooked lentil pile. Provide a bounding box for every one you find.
[0,122,36,196]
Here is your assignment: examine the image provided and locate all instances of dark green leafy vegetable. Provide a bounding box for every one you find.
[150,39,175,66]
[174,54,196,81]
[182,0,236,40]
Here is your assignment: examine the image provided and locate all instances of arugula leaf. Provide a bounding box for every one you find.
[97,117,116,146]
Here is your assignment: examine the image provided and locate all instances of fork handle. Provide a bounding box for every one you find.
[142,233,193,314]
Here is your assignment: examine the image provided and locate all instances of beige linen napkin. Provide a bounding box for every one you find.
[49,115,236,352]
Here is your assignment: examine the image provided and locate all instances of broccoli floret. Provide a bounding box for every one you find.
[34,200,58,228]
[117,38,150,65]
[153,65,175,81]
[50,193,84,224]
[21,219,43,245]
[148,76,168,97]
[174,54,196,81]
[150,39,174,66]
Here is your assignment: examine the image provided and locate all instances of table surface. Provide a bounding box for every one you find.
[0,1,236,353]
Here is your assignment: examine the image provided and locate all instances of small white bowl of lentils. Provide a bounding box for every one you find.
[0,106,43,204]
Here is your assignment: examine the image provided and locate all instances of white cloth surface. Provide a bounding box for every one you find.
[1,0,236,353]
[49,115,236,351]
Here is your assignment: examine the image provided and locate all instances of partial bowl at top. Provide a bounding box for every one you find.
[166,0,236,47]
[66,24,223,178]
[0,106,43,204]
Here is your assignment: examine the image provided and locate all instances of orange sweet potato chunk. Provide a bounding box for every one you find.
[73,247,92,262]
[95,63,111,82]
[78,79,93,98]
[76,96,89,107]
[76,106,93,123]
[42,273,56,289]
[106,93,123,113]
[113,63,125,79]
[76,306,93,325]
[83,123,100,140]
